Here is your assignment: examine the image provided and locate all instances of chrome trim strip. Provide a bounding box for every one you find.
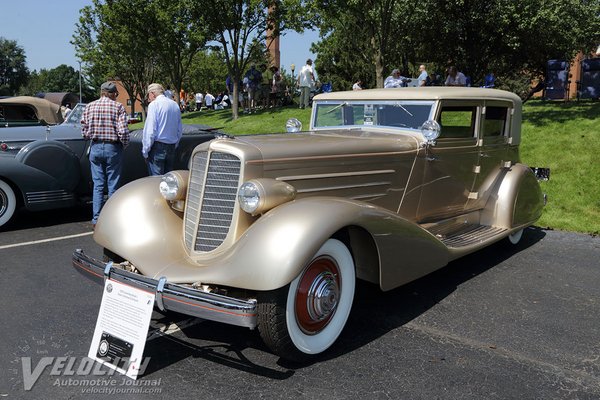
[296,181,392,194]
[276,169,395,181]
[72,249,257,329]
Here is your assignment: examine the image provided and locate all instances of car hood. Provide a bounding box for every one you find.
[231,129,422,161]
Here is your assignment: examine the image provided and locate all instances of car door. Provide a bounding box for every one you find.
[415,101,480,222]
[466,101,512,210]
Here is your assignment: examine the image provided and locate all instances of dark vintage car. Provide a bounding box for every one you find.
[0,103,215,228]
[0,96,64,127]
[73,88,547,361]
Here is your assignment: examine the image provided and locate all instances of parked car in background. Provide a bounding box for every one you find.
[0,96,64,127]
[73,88,546,361]
[128,112,143,125]
[0,103,215,228]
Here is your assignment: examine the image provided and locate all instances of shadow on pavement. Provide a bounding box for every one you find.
[136,227,546,375]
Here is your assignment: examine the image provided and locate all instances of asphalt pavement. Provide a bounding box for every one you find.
[0,207,599,399]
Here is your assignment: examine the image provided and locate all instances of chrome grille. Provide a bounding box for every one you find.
[184,151,241,252]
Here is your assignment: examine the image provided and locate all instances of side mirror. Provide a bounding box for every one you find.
[420,120,441,144]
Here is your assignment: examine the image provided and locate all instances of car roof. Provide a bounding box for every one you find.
[0,96,63,124]
[313,87,521,103]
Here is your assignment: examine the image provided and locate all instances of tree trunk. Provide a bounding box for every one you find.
[372,36,384,88]
[232,80,239,120]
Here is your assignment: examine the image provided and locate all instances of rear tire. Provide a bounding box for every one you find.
[0,179,17,228]
[257,239,355,361]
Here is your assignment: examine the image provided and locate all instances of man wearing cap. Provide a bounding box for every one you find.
[142,83,183,176]
[297,58,316,109]
[81,81,130,229]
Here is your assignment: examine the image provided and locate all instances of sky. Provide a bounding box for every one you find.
[1,0,319,79]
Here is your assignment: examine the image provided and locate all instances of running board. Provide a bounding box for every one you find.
[427,223,507,249]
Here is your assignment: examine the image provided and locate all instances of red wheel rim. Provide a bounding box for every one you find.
[295,256,341,334]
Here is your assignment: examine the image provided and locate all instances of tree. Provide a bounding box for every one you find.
[314,0,418,88]
[18,64,87,99]
[314,0,600,94]
[185,49,229,96]
[73,0,208,115]
[72,0,160,116]
[0,37,29,96]
[203,0,314,119]
[150,0,208,104]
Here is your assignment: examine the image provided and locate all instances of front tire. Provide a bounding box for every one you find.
[0,179,17,228]
[257,239,355,361]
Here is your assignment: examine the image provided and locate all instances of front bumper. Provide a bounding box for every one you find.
[72,249,257,329]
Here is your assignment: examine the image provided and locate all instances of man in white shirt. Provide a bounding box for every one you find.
[204,92,215,109]
[142,83,183,176]
[195,92,204,111]
[297,59,315,109]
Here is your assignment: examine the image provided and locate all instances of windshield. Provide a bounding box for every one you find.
[64,103,85,125]
[313,101,434,131]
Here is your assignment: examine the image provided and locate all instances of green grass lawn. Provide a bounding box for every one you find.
[134,100,600,235]
[519,100,600,235]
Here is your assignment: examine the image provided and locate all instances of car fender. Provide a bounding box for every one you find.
[481,163,544,229]
[15,140,81,192]
[95,178,449,291]
[0,155,78,210]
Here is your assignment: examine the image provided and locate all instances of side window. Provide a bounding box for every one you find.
[483,106,508,137]
[438,106,476,139]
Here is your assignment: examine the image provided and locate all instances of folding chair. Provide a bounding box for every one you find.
[544,60,570,101]
[577,58,600,100]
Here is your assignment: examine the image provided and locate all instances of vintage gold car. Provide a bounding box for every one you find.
[73,87,545,361]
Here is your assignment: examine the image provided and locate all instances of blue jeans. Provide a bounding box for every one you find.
[89,142,123,224]
[147,141,176,176]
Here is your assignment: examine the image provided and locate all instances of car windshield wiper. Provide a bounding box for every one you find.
[325,102,349,114]
[394,103,413,117]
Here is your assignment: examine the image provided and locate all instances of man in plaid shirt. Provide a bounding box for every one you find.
[81,81,130,229]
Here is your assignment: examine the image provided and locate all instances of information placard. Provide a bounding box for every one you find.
[88,279,155,379]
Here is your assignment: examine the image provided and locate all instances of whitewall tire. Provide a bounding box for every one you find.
[0,180,17,227]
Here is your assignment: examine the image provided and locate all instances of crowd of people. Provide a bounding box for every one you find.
[175,63,296,114]
[378,64,485,89]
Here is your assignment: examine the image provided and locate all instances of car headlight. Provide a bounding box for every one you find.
[159,171,188,201]
[285,118,302,133]
[238,181,261,213]
[238,179,296,216]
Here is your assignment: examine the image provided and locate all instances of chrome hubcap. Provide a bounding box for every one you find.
[295,256,341,334]
[306,271,339,322]
[0,190,7,217]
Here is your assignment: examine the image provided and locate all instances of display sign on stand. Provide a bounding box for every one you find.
[88,279,155,379]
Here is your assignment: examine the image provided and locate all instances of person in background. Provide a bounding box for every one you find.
[81,81,129,229]
[384,69,410,88]
[245,64,262,112]
[142,83,183,176]
[61,103,72,119]
[297,58,316,109]
[417,64,429,87]
[445,66,467,86]
[204,91,215,110]
[195,91,204,111]
[352,80,363,90]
